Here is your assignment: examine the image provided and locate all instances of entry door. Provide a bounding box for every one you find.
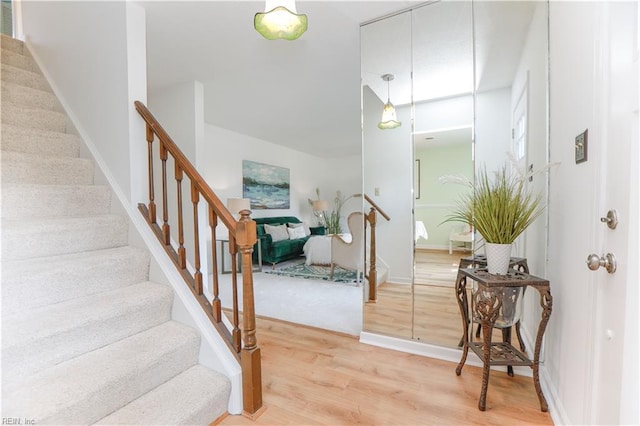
[587,2,638,424]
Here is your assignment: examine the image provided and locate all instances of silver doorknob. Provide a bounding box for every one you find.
[586,253,617,273]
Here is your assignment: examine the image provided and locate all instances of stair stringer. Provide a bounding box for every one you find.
[24,40,243,415]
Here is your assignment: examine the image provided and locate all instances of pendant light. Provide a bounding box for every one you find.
[254,0,308,41]
[378,74,401,130]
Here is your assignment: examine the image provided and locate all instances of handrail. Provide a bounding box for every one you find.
[134,101,262,416]
[135,102,237,234]
[364,194,391,221]
[362,194,390,302]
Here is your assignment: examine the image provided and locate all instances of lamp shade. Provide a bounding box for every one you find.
[254,0,307,41]
[312,200,329,211]
[378,73,401,130]
[378,101,401,129]
[227,198,251,215]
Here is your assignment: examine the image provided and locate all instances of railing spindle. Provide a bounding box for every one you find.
[175,164,186,269]
[146,124,156,224]
[229,237,241,352]
[160,143,170,245]
[209,207,222,322]
[191,182,203,295]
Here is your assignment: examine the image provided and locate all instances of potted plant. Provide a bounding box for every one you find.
[308,189,362,235]
[444,164,545,274]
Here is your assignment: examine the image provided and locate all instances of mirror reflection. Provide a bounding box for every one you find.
[361,1,549,348]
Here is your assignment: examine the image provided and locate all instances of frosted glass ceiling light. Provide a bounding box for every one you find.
[254,0,308,41]
[378,74,401,130]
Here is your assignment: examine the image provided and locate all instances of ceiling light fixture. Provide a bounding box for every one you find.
[254,0,308,41]
[378,74,401,130]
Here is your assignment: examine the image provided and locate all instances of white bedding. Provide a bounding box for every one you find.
[303,234,352,265]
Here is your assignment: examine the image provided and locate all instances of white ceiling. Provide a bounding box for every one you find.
[139,1,534,159]
[139,1,421,158]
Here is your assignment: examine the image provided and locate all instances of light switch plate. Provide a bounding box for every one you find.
[575,129,588,164]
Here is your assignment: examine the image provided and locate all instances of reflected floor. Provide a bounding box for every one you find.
[364,249,505,347]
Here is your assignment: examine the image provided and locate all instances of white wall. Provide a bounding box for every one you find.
[414,95,473,134]
[513,1,550,277]
[202,123,362,229]
[149,81,204,163]
[475,87,512,174]
[148,81,208,280]
[509,2,552,386]
[362,86,413,284]
[20,1,146,203]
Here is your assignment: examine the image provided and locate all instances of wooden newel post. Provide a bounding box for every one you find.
[367,208,378,302]
[235,209,263,416]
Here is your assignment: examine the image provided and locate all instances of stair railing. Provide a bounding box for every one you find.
[363,194,391,302]
[134,101,262,415]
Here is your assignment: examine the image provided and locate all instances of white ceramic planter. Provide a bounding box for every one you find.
[485,242,512,275]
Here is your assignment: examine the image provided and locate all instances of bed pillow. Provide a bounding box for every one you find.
[288,222,311,237]
[287,225,307,240]
[264,224,289,242]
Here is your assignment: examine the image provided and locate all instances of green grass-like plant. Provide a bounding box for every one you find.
[444,165,544,244]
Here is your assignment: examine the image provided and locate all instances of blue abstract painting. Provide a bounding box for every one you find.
[242,160,290,209]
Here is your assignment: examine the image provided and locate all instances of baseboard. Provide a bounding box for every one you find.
[359,331,534,377]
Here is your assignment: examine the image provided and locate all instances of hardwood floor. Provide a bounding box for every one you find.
[414,249,466,286]
[220,316,553,425]
[364,249,475,346]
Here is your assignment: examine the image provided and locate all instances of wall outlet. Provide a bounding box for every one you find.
[575,129,588,164]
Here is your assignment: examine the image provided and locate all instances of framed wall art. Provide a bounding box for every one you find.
[242,160,290,209]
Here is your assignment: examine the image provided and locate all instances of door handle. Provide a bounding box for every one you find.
[586,253,617,274]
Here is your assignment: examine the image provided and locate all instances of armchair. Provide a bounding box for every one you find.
[330,212,364,283]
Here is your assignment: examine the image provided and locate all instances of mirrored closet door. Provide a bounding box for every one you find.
[362,0,550,348]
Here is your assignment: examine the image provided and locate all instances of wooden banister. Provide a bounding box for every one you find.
[364,194,391,222]
[362,194,390,302]
[135,101,238,233]
[134,101,262,416]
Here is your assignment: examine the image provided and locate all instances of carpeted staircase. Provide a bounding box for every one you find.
[1,34,231,424]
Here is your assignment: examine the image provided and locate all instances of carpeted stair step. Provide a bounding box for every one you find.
[1,124,81,157]
[2,81,61,111]
[1,151,92,185]
[1,214,128,261]
[2,321,200,425]
[1,183,112,219]
[1,47,39,73]
[1,246,150,315]
[2,104,67,132]
[3,281,174,383]
[1,63,51,92]
[1,34,25,54]
[95,364,231,425]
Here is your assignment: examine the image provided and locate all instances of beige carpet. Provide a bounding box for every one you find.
[215,268,363,336]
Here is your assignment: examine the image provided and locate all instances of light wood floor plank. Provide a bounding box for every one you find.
[221,316,553,425]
